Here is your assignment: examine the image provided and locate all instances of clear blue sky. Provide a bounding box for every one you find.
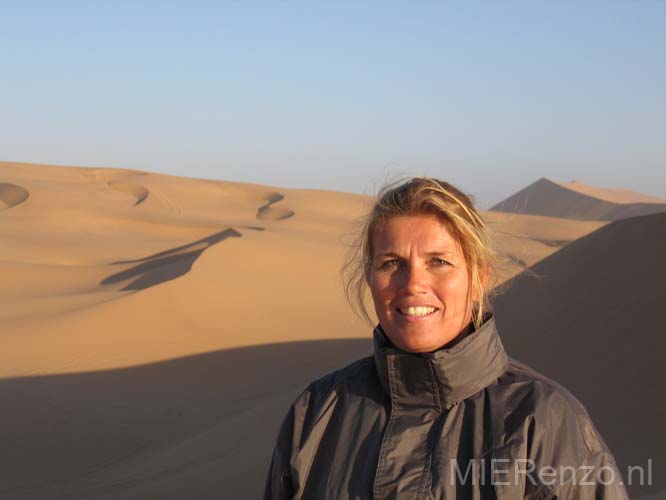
[2,0,664,207]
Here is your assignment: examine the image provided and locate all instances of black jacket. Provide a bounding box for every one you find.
[264,316,628,499]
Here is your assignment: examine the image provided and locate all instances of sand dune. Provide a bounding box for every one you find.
[492,177,666,221]
[0,162,598,376]
[492,212,666,499]
[1,161,658,499]
[0,161,370,377]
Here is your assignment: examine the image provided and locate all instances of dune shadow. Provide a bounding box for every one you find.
[0,339,372,500]
[0,182,30,210]
[257,192,295,221]
[103,228,245,291]
[1,330,662,498]
[108,181,149,206]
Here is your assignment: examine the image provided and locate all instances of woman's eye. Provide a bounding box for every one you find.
[431,258,450,267]
[378,259,399,270]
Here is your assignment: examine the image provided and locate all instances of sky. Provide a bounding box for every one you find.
[2,0,665,208]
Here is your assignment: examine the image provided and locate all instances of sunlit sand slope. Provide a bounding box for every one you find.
[483,210,605,281]
[0,161,373,377]
[493,212,666,499]
[0,161,601,377]
[492,177,666,221]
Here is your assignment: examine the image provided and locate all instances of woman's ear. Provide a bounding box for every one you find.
[480,263,490,291]
[471,263,491,303]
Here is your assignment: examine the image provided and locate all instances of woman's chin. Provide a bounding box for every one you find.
[394,331,453,353]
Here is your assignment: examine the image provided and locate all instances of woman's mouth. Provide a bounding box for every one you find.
[397,306,438,317]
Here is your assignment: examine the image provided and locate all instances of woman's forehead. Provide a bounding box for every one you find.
[372,215,462,253]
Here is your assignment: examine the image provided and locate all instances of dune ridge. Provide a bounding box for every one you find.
[555,179,666,204]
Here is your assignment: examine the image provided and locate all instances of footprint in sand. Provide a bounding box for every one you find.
[0,183,29,210]
[108,180,149,206]
[256,193,294,221]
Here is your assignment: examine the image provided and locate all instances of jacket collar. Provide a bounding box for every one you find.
[373,315,509,411]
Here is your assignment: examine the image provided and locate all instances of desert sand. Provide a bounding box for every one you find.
[1,161,663,499]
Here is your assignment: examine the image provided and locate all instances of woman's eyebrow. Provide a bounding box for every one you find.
[373,251,402,258]
[424,250,456,257]
[373,250,456,258]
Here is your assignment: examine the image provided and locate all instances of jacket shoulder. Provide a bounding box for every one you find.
[502,357,591,416]
[284,356,380,448]
[300,356,381,412]
[304,355,377,397]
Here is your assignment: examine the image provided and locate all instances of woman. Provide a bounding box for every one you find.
[264,178,628,499]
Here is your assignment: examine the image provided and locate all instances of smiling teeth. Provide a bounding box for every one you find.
[401,306,436,316]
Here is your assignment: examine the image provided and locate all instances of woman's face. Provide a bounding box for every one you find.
[368,214,475,353]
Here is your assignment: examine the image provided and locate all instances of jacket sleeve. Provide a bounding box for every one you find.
[569,448,629,500]
[531,449,628,500]
[528,388,629,500]
[263,404,296,500]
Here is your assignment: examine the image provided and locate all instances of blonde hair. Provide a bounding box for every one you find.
[343,177,499,330]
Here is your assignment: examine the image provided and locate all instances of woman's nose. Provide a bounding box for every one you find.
[402,264,428,293]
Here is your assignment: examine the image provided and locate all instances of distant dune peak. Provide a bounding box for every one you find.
[0,182,29,210]
[491,178,666,221]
